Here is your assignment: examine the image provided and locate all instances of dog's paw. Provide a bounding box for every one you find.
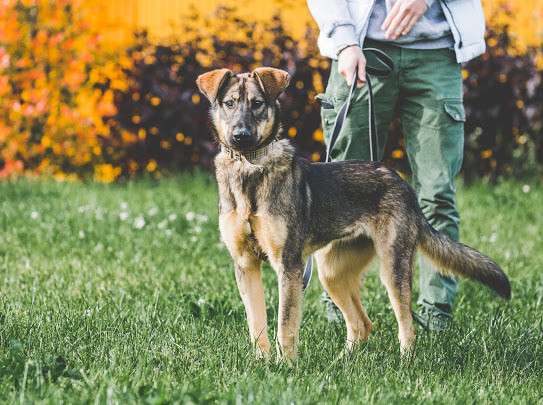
[275,342,297,367]
[399,342,416,365]
[255,347,271,361]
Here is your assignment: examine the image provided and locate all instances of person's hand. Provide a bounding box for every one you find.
[337,45,366,88]
[382,0,428,40]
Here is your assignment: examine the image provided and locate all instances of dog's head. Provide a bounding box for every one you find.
[196,68,290,152]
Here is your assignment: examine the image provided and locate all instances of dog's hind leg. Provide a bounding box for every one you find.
[315,237,375,351]
[374,225,416,355]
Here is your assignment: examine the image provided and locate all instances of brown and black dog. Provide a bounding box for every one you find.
[196,67,510,362]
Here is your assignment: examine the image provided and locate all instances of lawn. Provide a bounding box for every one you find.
[0,175,541,403]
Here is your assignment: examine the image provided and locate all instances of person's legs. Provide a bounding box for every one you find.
[399,47,465,330]
[319,40,400,321]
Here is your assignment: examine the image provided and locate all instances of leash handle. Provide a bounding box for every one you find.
[303,47,394,291]
[325,47,393,164]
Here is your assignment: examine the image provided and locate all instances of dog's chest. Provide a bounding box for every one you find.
[218,171,283,261]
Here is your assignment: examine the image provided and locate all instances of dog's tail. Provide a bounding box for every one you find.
[418,222,511,299]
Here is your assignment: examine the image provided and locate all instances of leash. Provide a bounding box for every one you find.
[302,47,394,291]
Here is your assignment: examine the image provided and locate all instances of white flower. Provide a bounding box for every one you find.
[522,184,530,193]
[190,236,197,242]
[193,225,202,234]
[119,211,129,221]
[185,211,196,221]
[168,213,177,222]
[148,207,158,216]
[165,229,173,237]
[78,230,85,239]
[489,232,497,243]
[133,216,146,229]
[196,214,209,223]
[30,211,39,220]
[157,220,168,229]
[120,202,128,210]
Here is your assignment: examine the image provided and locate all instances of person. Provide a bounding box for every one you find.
[306,0,486,330]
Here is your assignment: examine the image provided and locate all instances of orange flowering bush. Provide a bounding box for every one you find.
[0,1,541,182]
[0,0,124,181]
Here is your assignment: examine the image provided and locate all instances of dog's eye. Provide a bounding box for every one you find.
[224,100,235,109]
[253,100,264,108]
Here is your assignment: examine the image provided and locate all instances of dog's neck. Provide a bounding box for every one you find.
[220,140,275,164]
[216,138,295,171]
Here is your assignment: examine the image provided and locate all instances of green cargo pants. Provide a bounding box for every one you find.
[320,40,465,317]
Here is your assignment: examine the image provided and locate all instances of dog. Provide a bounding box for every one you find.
[196,67,511,361]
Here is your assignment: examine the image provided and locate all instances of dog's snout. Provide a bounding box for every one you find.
[232,127,251,142]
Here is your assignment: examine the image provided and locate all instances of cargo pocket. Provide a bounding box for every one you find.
[441,99,465,174]
[443,99,466,123]
[316,93,339,145]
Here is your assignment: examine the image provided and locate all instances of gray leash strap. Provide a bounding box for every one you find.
[302,47,394,291]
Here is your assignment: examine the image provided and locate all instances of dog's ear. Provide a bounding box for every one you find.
[252,67,290,101]
[196,69,233,103]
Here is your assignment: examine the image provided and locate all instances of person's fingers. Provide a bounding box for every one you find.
[356,57,366,88]
[401,14,419,36]
[342,65,355,86]
[388,14,412,39]
[381,1,401,30]
[385,9,409,39]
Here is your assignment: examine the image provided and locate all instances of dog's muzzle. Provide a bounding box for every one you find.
[231,127,256,149]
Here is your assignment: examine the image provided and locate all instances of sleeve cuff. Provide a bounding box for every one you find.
[329,24,359,56]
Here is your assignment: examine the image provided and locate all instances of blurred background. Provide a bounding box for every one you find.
[0,0,541,183]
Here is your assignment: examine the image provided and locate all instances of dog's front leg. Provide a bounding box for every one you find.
[276,265,304,364]
[234,256,271,358]
[220,212,271,358]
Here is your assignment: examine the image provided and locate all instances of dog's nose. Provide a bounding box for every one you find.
[232,127,251,143]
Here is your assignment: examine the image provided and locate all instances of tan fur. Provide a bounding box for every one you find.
[251,214,288,267]
[315,239,375,350]
[219,211,271,356]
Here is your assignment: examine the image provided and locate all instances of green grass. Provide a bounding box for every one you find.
[0,175,542,403]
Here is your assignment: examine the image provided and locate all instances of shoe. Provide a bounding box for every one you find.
[412,306,452,332]
[321,291,343,323]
